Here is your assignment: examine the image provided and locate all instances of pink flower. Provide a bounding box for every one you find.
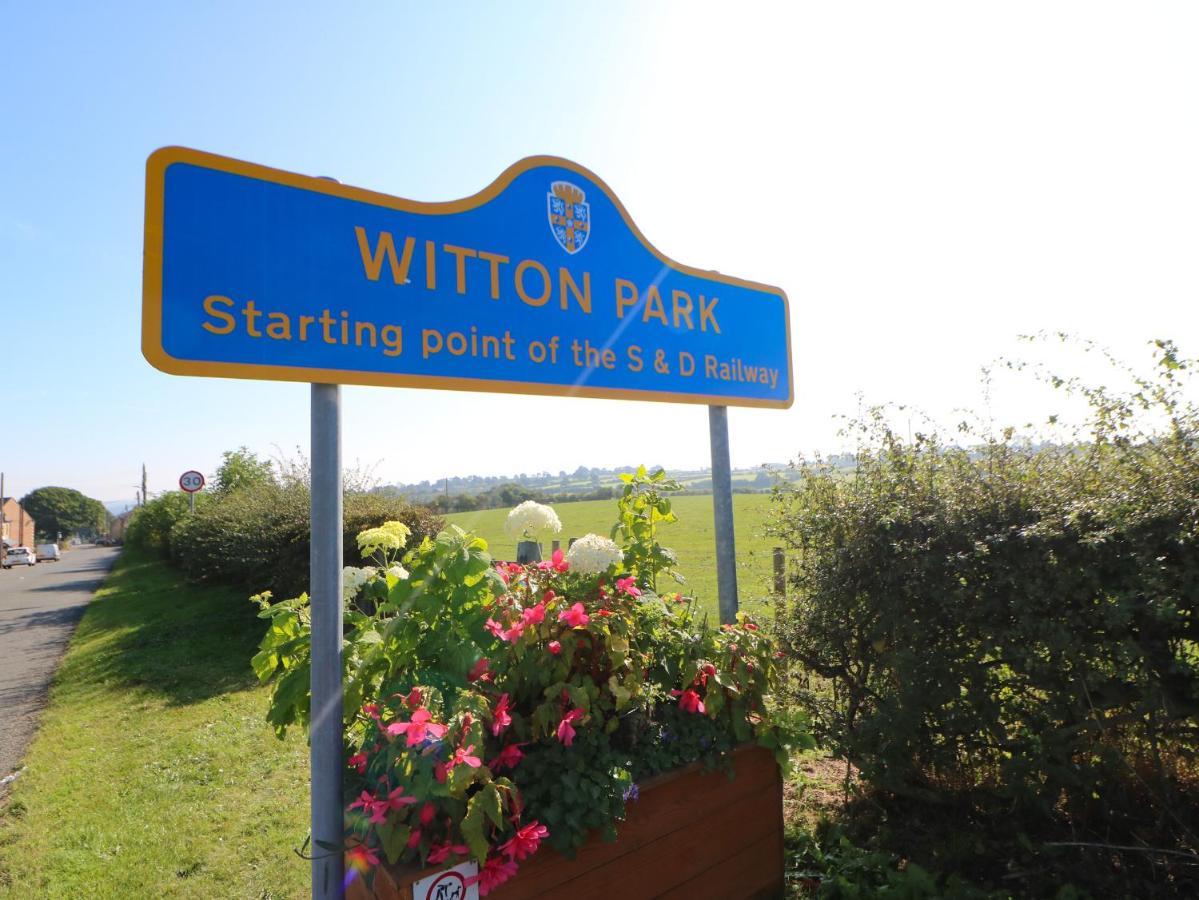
[547,640,562,656]
[362,703,382,721]
[427,841,472,865]
[551,548,569,572]
[405,688,423,707]
[485,618,506,640]
[521,603,546,628]
[499,821,549,862]
[386,708,449,747]
[491,694,513,736]
[347,752,368,774]
[556,708,584,746]
[558,602,590,629]
[346,844,379,870]
[420,802,436,825]
[347,790,375,814]
[467,658,492,682]
[469,855,520,896]
[407,828,423,849]
[452,744,482,769]
[615,576,642,597]
[488,742,527,771]
[671,688,706,715]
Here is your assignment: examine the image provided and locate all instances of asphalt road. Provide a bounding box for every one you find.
[0,545,119,780]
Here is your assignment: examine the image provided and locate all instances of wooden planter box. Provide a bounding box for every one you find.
[349,744,783,900]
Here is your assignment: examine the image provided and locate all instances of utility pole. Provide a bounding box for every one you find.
[141,464,148,507]
[1,471,6,550]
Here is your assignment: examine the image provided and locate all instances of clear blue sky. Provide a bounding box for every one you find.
[3,3,1197,505]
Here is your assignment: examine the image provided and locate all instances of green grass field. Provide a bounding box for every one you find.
[446,493,782,620]
[0,550,309,899]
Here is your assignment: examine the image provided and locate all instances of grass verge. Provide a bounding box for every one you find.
[0,548,308,899]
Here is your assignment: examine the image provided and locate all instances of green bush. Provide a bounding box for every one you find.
[771,341,1199,890]
[169,482,443,596]
[123,491,210,556]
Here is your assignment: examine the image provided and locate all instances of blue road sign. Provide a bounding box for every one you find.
[143,148,792,408]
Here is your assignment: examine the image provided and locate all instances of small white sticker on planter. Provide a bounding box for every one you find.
[412,862,479,900]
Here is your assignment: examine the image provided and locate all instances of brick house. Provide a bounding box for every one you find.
[0,497,36,549]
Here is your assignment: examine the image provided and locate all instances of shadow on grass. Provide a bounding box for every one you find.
[54,549,276,707]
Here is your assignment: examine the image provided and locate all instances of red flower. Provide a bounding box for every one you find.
[407,828,423,849]
[556,708,584,746]
[499,821,549,862]
[745,622,759,631]
[488,742,527,771]
[671,688,706,715]
[551,548,569,572]
[362,703,382,721]
[434,762,449,783]
[542,589,556,604]
[346,844,380,871]
[405,688,423,708]
[558,602,590,629]
[596,608,613,617]
[469,855,520,896]
[385,708,449,747]
[491,694,513,737]
[427,841,471,865]
[347,752,368,774]
[420,802,436,825]
[547,640,562,656]
[615,576,642,597]
[467,658,492,682]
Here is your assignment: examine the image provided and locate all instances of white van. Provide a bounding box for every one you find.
[36,543,61,561]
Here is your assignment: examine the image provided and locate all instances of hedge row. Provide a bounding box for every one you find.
[770,342,1199,894]
[125,482,442,599]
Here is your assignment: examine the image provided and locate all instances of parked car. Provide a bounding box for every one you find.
[3,547,37,568]
[36,543,61,561]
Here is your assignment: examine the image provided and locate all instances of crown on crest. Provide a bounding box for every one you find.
[551,181,585,206]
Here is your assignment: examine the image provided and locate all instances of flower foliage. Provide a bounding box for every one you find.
[253,469,807,894]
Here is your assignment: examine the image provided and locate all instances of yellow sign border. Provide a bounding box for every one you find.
[142,146,794,409]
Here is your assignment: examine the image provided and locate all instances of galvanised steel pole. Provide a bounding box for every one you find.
[310,383,344,899]
[708,405,739,624]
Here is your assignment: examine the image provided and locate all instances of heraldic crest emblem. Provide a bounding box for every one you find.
[547,180,590,254]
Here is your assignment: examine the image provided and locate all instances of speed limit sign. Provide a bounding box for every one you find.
[179,470,205,493]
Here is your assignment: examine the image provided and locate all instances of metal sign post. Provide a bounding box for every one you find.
[708,405,739,624]
[179,470,205,513]
[309,383,344,899]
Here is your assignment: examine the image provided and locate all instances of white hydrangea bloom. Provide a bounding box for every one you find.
[566,533,624,574]
[342,565,376,599]
[505,501,563,540]
[387,564,409,580]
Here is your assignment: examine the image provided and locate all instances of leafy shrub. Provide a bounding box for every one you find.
[124,490,209,556]
[252,471,809,892]
[169,482,442,596]
[771,341,1199,892]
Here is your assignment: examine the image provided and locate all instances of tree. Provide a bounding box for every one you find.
[212,446,276,496]
[20,486,107,540]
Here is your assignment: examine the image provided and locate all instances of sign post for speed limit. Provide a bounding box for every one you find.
[179,469,205,512]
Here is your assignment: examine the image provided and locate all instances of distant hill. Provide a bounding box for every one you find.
[378,458,857,511]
